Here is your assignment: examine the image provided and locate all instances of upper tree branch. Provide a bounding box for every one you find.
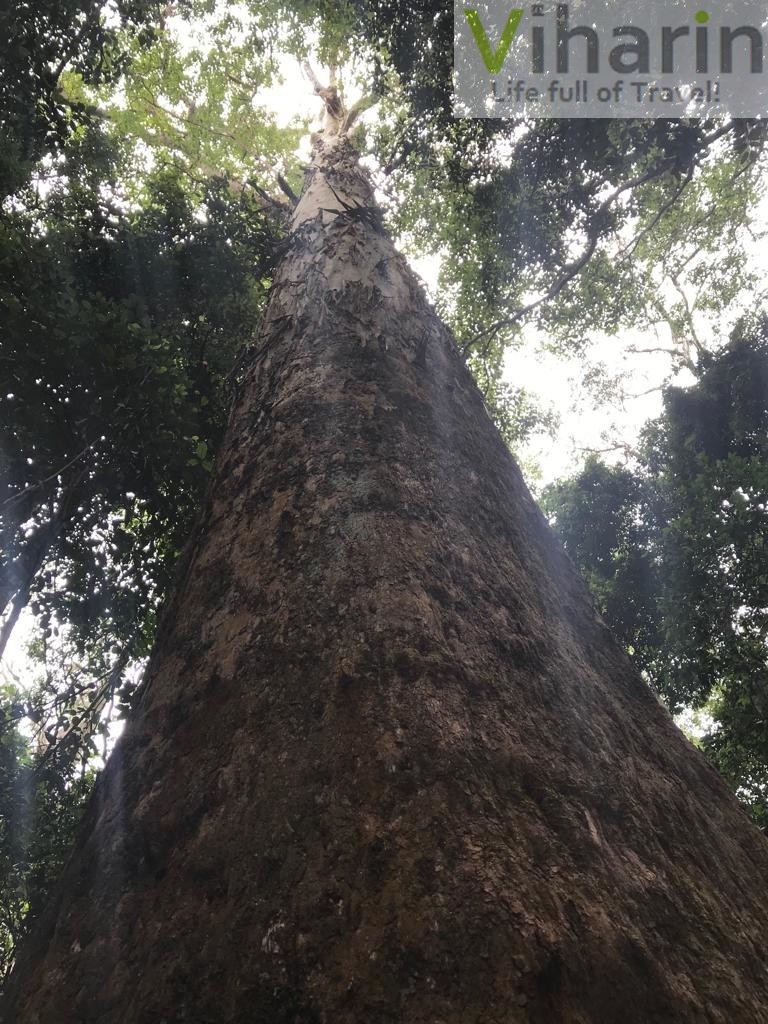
[462,121,739,354]
[302,61,345,131]
[276,173,299,205]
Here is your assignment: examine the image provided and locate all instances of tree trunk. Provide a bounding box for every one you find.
[4,116,768,1024]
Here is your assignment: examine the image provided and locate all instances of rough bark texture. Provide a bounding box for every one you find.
[4,130,768,1024]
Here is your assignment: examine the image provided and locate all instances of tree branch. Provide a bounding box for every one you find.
[462,120,739,354]
[276,173,299,205]
[302,61,345,131]
[616,165,695,265]
[342,94,377,132]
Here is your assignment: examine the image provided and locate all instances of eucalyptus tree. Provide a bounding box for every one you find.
[6,0,763,674]
[3,0,768,1008]
[6,77,768,1024]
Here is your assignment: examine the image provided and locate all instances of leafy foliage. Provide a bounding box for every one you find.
[0,0,164,196]
[1,143,277,658]
[346,2,767,425]
[73,2,308,200]
[0,681,95,983]
[351,1,765,325]
[0,5,280,968]
[468,353,558,454]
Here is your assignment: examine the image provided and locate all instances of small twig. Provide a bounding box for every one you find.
[575,442,636,455]
[2,446,92,510]
[625,385,667,399]
[616,165,694,265]
[669,272,704,356]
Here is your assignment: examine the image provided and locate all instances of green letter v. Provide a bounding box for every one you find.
[465,8,524,74]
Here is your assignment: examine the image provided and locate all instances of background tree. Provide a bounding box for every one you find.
[0,0,164,196]
[543,318,768,828]
[1,155,276,658]
[0,682,95,982]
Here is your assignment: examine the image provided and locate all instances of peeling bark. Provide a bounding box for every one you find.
[4,127,768,1024]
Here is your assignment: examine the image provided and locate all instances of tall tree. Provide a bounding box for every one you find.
[4,83,768,1024]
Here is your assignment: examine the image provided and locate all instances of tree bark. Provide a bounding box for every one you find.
[4,125,768,1024]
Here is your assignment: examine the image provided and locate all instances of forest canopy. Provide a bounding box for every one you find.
[1,0,766,981]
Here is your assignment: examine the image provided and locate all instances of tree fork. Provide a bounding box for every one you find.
[4,103,768,1023]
